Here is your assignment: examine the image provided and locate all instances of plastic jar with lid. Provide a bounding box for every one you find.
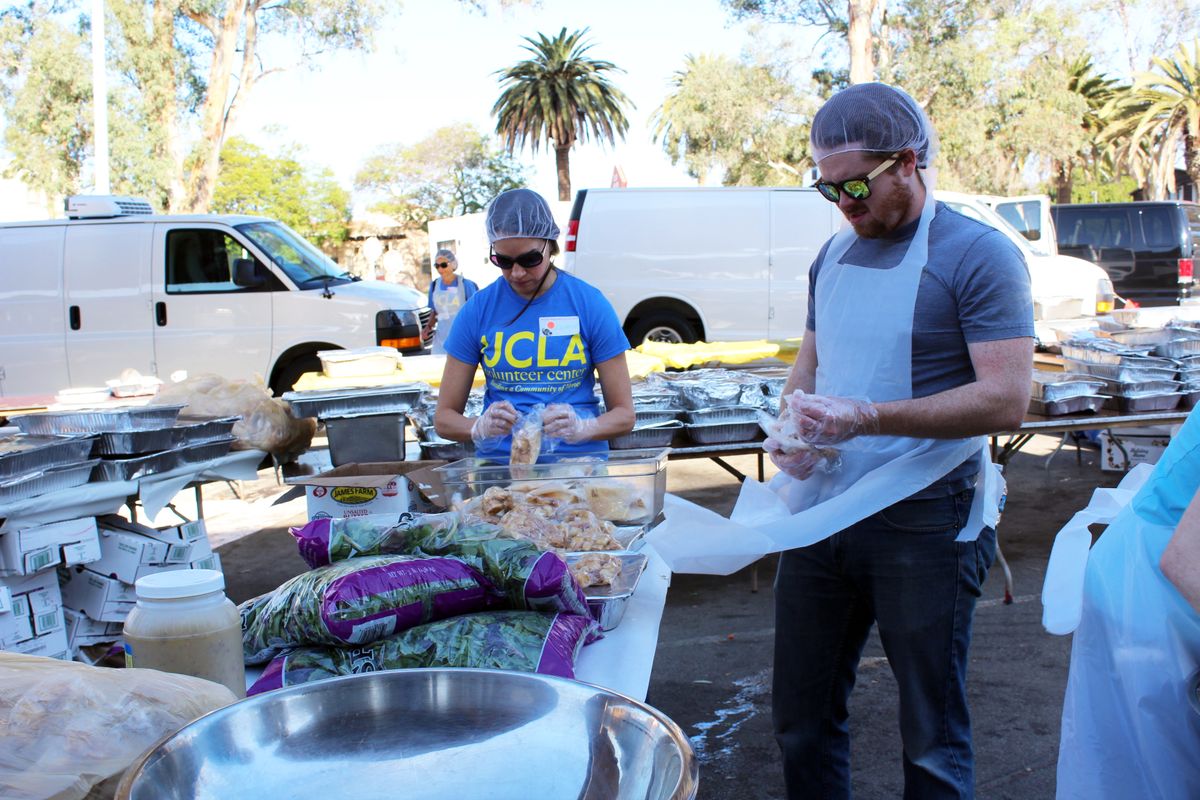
[123,569,246,698]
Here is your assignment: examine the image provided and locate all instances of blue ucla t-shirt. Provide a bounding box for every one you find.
[444,269,630,461]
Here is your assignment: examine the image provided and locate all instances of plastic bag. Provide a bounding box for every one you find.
[509,404,546,473]
[152,374,316,462]
[289,513,591,616]
[248,610,600,695]
[239,554,500,664]
[0,652,237,800]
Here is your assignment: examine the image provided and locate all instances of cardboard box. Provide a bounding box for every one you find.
[90,519,172,583]
[57,566,136,623]
[63,607,123,649]
[1099,426,1174,472]
[0,517,101,576]
[190,551,221,571]
[10,624,70,659]
[289,461,445,520]
[0,570,63,649]
[98,515,207,564]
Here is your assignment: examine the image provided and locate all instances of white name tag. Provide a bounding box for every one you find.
[539,316,580,336]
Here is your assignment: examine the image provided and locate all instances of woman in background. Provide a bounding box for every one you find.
[423,249,479,355]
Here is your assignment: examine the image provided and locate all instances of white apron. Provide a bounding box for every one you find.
[650,190,1003,575]
[431,277,467,355]
[1046,410,1200,799]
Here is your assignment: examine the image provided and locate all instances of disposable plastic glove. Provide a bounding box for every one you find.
[543,403,599,444]
[788,393,880,446]
[470,400,517,444]
[764,436,823,481]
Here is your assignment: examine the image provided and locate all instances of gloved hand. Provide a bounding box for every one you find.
[764,436,823,480]
[788,393,880,446]
[470,401,517,444]
[543,403,598,444]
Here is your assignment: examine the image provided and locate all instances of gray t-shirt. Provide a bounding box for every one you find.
[806,202,1034,496]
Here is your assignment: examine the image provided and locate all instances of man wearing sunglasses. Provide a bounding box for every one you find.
[761,83,1035,800]
[423,249,479,355]
[433,188,634,461]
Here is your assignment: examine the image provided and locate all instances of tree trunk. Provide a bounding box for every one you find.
[1053,158,1073,204]
[847,0,877,84]
[183,1,249,212]
[555,144,571,201]
[1185,123,1200,203]
[151,1,185,212]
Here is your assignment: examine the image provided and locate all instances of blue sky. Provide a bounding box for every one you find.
[236,0,807,207]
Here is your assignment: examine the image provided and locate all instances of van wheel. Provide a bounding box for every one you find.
[628,313,698,345]
[270,354,322,396]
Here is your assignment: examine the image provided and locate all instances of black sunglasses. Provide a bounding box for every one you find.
[813,155,898,203]
[489,243,548,270]
[435,262,452,269]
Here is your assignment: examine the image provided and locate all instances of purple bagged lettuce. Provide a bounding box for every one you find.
[290,514,590,618]
[239,554,502,664]
[248,610,600,695]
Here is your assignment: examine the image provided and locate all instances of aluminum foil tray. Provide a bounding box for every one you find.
[1098,378,1182,397]
[1028,395,1107,416]
[685,420,763,445]
[610,421,683,450]
[283,384,428,420]
[176,436,236,467]
[0,460,98,503]
[674,380,743,410]
[1103,393,1183,413]
[419,440,473,461]
[11,405,186,435]
[762,377,787,398]
[1155,338,1200,358]
[565,552,649,631]
[173,416,240,447]
[1185,390,1200,409]
[94,449,180,482]
[633,408,679,425]
[631,390,677,410]
[1061,359,1179,383]
[1059,341,1159,365]
[1107,328,1180,348]
[0,434,96,481]
[1030,371,1107,401]
[94,426,178,456]
[683,406,760,425]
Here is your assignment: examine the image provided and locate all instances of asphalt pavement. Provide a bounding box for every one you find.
[205,433,1124,800]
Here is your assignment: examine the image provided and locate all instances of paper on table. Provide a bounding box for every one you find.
[137,450,266,518]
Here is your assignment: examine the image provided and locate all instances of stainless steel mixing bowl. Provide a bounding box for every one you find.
[116,668,699,799]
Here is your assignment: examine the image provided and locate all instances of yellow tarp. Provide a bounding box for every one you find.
[292,349,669,392]
[635,339,803,370]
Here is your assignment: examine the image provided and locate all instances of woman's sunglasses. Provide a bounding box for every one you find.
[489,243,548,270]
[813,155,898,203]
[434,262,452,269]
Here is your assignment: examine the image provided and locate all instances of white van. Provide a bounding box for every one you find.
[0,195,432,397]
[562,187,1115,345]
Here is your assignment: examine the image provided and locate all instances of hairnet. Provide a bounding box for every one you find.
[485,188,561,243]
[434,248,457,265]
[810,83,938,168]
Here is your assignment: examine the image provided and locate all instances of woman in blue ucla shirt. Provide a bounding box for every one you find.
[433,188,635,461]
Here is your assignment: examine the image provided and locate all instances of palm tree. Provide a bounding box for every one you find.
[493,27,631,201]
[1103,39,1200,199]
[1053,56,1122,203]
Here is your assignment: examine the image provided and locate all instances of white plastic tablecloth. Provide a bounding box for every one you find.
[0,450,266,531]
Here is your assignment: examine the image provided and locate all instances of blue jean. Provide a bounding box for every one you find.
[772,489,997,800]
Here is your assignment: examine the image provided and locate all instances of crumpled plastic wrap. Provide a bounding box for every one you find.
[152,374,316,462]
[758,393,842,473]
[0,652,238,800]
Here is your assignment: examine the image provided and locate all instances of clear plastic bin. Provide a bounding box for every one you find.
[432,448,669,525]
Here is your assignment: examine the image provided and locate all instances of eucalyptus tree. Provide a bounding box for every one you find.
[492,27,632,201]
[653,53,811,185]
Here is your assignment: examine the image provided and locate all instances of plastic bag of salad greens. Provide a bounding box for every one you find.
[247,610,600,695]
[239,554,500,664]
[290,513,590,618]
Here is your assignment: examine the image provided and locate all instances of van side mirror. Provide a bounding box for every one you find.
[233,258,265,288]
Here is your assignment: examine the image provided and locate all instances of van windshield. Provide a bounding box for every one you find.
[236,221,355,288]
